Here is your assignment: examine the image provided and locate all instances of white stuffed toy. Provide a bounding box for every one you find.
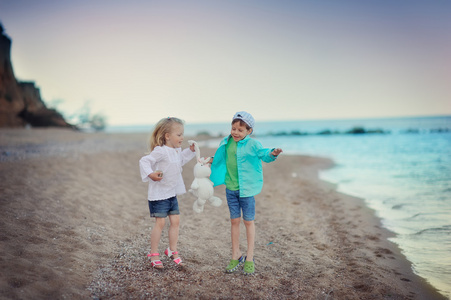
[188,140,222,213]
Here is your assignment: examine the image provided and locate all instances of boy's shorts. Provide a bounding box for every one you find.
[226,189,255,221]
[148,196,180,218]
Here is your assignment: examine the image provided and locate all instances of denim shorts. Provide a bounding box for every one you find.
[226,189,255,221]
[148,196,180,218]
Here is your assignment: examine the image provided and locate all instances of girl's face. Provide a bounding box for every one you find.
[165,123,184,148]
[230,121,252,142]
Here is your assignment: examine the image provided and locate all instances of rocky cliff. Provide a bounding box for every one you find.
[0,23,73,128]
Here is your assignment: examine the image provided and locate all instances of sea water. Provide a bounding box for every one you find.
[109,116,451,297]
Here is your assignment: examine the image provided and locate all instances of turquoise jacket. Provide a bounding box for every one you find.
[210,135,277,197]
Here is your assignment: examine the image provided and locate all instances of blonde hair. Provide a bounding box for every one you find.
[149,117,184,151]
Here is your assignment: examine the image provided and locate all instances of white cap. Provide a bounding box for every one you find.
[233,111,254,129]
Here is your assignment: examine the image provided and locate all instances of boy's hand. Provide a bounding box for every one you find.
[272,148,283,157]
[149,170,163,181]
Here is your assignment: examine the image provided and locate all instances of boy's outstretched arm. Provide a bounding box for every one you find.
[271,148,283,157]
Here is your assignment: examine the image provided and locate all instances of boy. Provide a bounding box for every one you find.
[210,111,282,275]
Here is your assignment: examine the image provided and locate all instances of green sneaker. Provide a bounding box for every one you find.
[225,255,245,273]
[243,258,255,275]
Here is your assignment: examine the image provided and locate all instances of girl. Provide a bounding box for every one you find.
[139,117,196,269]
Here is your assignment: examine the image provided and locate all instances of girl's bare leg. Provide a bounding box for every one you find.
[243,220,255,261]
[168,214,180,252]
[168,214,181,261]
[231,217,242,259]
[150,217,165,262]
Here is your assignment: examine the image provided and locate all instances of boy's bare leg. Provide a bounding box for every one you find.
[244,220,255,261]
[231,217,242,259]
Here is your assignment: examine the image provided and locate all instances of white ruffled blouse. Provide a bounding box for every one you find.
[139,145,196,201]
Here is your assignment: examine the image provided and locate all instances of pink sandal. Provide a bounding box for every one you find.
[164,247,184,266]
[147,253,164,269]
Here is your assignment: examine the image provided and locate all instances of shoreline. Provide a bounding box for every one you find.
[0,128,446,299]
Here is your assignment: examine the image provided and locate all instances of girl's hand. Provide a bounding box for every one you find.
[149,170,163,181]
[190,144,196,152]
[272,148,283,157]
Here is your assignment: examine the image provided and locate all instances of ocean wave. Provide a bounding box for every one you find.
[415,225,451,236]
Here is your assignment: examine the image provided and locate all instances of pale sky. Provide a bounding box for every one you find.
[1,0,450,126]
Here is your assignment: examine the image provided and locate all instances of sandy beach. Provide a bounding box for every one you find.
[0,128,445,299]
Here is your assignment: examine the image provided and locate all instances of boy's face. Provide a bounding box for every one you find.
[230,121,252,142]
